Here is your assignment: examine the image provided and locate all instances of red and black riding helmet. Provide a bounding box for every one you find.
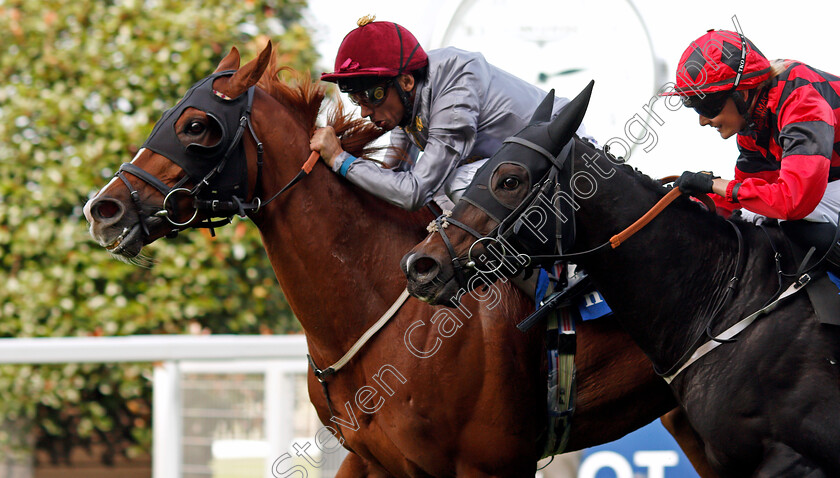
[663,29,771,97]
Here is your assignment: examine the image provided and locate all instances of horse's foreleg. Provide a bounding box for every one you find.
[335,451,393,478]
[660,407,719,478]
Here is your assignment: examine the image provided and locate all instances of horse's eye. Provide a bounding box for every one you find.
[185,120,205,135]
[502,176,521,190]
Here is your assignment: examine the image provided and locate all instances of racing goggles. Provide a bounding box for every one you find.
[349,82,391,108]
[682,92,731,118]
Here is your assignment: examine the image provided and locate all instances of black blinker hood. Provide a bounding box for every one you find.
[461,82,594,255]
[141,70,250,198]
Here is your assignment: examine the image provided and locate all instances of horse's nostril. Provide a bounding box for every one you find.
[95,200,121,219]
[410,256,439,280]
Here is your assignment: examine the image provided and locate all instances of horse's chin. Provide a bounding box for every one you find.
[103,223,145,259]
[408,275,463,308]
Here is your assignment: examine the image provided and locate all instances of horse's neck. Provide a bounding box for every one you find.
[573,158,747,369]
[250,105,429,356]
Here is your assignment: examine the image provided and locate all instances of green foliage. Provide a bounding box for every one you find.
[0,0,314,464]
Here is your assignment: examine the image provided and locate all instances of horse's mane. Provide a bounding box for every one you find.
[576,138,668,195]
[257,58,386,160]
[256,58,428,230]
[616,162,671,196]
[576,137,734,227]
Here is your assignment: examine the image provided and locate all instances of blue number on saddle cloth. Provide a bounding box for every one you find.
[578,289,613,321]
[535,268,614,319]
[829,271,840,293]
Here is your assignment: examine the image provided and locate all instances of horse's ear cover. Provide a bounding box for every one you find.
[462,81,595,214]
[529,89,555,125]
[546,80,594,155]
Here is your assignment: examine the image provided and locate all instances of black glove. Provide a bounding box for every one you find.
[674,171,719,196]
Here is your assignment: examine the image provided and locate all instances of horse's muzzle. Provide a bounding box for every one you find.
[401,251,460,306]
[84,196,145,258]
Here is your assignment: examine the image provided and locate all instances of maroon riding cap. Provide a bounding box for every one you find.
[320,18,429,83]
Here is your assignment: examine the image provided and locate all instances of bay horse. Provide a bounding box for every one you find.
[402,82,840,477]
[84,42,704,476]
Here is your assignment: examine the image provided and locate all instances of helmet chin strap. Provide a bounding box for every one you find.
[737,87,765,134]
[732,90,749,116]
[729,29,754,133]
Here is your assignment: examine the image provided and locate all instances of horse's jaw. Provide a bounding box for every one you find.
[84,198,145,259]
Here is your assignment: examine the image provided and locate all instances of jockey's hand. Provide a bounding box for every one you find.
[674,171,719,196]
[310,126,344,168]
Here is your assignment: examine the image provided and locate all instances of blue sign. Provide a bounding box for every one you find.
[579,421,700,478]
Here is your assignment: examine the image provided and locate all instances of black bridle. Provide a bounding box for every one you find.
[429,135,747,316]
[114,70,264,237]
[113,71,315,239]
[429,136,578,289]
[116,111,264,235]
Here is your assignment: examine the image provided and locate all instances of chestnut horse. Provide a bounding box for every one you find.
[85,43,702,476]
[403,82,840,477]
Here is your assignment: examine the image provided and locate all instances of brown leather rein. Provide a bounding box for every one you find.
[610,178,716,248]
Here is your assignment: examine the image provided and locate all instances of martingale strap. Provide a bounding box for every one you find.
[308,288,410,382]
[305,288,411,448]
[656,220,747,380]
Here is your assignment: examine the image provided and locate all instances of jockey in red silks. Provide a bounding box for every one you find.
[662,29,840,267]
[311,16,592,212]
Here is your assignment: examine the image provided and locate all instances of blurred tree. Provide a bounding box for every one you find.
[0,0,314,465]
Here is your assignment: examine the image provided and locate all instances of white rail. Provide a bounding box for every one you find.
[0,334,308,364]
[0,334,312,478]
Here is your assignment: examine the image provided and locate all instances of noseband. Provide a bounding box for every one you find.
[426,210,505,288]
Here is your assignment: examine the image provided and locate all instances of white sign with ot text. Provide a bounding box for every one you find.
[578,420,699,477]
[579,450,679,478]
